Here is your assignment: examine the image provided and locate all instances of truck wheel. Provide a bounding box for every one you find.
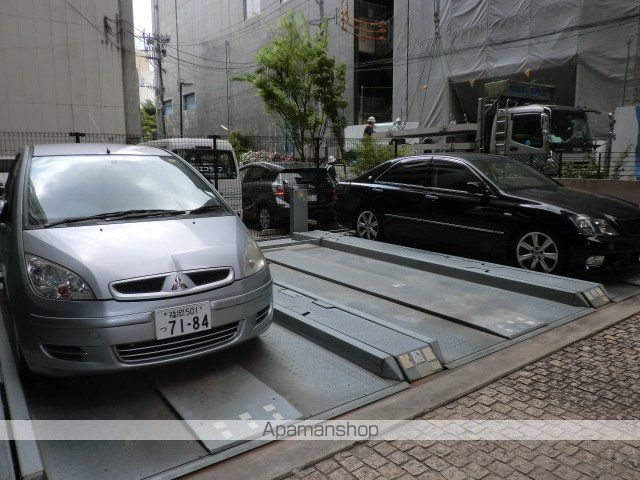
[355,208,383,241]
[512,228,566,274]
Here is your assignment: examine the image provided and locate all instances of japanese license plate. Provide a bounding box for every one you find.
[154,302,212,340]
[308,194,317,202]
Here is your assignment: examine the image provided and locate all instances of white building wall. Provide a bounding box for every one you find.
[157,0,355,137]
[0,0,139,136]
[136,50,155,105]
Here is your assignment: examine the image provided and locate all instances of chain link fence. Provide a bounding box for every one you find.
[2,131,639,240]
[508,150,639,180]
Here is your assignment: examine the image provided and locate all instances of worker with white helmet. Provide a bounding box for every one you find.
[363,116,376,137]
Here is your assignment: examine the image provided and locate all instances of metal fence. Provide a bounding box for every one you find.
[507,151,640,180]
[2,131,639,240]
[0,132,341,239]
[0,131,141,157]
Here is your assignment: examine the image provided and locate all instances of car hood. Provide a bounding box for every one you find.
[507,186,640,219]
[23,215,247,299]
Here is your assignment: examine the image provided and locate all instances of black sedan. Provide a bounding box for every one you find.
[336,154,640,273]
[240,162,336,230]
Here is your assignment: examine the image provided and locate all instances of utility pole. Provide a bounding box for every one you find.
[360,85,365,123]
[174,0,183,137]
[225,40,231,129]
[150,0,167,137]
[405,0,410,122]
[622,38,632,106]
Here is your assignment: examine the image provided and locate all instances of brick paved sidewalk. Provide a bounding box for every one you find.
[286,315,640,480]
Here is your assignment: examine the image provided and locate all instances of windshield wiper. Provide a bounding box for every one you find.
[105,209,186,221]
[43,209,185,227]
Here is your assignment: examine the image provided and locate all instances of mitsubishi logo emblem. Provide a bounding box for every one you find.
[171,275,189,291]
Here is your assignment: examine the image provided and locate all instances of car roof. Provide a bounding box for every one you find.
[141,138,234,150]
[242,161,325,171]
[394,153,511,164]
[32,143,169,157]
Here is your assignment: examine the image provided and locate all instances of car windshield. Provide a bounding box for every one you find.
[471,156,559,190]
[548,110,592,149]
[27,154,226,226]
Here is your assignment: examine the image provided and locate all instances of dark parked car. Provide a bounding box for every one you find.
[336,154,640,273]
[240,162,336,230]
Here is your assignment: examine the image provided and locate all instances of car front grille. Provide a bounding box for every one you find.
[112,275,167,295]
[186,268,232,286]
[618,218,640,236]
[110,268,234,299]
[114,322,241,364]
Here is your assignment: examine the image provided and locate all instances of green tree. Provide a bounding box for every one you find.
[227,130,250,157]
[140,100,157,141]
[353,137,412,174]
[236,13,347,161]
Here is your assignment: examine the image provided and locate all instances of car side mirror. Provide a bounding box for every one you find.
[466,181,488,195]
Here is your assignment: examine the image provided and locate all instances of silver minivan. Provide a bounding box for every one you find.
[0,144,273,375]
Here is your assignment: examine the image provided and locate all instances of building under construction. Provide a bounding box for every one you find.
[155,0,640,138]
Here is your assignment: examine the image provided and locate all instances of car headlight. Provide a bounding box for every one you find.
[243,236,266,277]
[25,254,95,300]
[570,215,618,236]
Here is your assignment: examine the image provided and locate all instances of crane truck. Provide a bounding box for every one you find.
[377,80,608,158]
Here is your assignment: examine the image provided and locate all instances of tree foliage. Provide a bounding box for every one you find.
[227,130,250,157]
[140,100,157,141]
[352,137,412,174]
[236,13,347,161]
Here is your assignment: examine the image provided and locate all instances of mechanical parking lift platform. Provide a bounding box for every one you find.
[0,231,626,480]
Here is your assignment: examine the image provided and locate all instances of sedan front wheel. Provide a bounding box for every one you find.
[355,209,382,240]
[514,229,565,274]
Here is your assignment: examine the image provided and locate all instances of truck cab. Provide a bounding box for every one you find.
[377,80,596,160]
[479,80,594,156]
[489,104,593,155]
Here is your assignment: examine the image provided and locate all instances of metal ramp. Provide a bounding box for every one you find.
[268,245,582,338]
[577,269,640,302]
[0,230,622,480]
[265,231,613,367]
[0,299,407,480]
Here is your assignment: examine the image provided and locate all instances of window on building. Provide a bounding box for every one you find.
[511,114,543,148]
[183,92,196,111]
[245,0,260,18]
[163,99,173,116]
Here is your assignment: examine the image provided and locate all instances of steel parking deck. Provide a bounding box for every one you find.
[0,231,631,480]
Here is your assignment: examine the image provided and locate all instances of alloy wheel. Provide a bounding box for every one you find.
[516,231,559,273]
[356,210,380,240]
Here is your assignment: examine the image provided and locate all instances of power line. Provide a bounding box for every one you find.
[64,0,119,48]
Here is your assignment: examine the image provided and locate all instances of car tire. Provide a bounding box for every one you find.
[511,227,567,274]
[354,208,383,241]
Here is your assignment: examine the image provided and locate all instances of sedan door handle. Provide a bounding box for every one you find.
[372,188,383,193]
[424,194,439,201]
